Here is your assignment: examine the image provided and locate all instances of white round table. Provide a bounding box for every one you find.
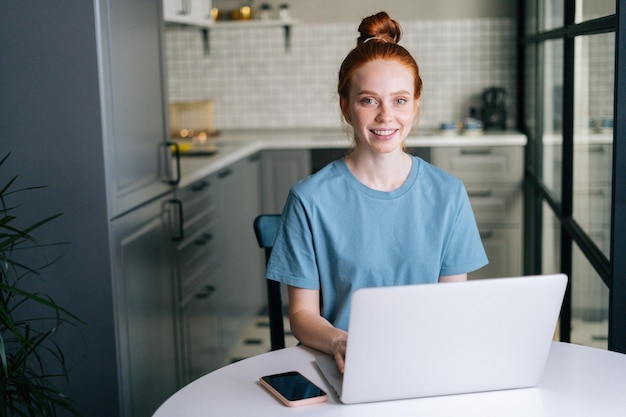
[153,342,626,416]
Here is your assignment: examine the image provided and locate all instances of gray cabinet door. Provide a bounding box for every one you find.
[216,156,264,350]
[260,150,311,213]
[110,194,180,417]
[180,281,222,381]
[99,0,172,217]
[175,174,224,380]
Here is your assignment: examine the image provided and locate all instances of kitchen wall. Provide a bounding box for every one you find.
[165,16,517,131]
[213,0,517,22]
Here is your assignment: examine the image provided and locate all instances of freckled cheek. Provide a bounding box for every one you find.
[400,109,418,122]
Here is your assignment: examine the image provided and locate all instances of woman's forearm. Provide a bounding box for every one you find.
[287,286,348,372]
[290,309,347,355]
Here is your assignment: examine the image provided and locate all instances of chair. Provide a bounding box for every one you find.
[253,214,286,350]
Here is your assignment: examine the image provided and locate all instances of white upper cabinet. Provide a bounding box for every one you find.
[163,0,214,26]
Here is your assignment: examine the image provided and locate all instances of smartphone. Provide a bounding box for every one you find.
[259,371,328,407]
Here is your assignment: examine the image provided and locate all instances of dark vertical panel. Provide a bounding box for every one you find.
[558,0,577,342]
[609,0,626,353]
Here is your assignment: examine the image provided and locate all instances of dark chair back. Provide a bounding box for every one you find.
[253,214,285,350]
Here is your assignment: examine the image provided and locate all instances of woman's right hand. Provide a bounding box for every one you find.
[287,286,349,373]
[330,331,348,373]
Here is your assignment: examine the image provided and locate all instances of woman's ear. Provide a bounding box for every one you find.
[340,97,351,124]
[412,99,421,129]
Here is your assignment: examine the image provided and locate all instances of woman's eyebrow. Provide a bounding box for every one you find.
[356,89,412,96]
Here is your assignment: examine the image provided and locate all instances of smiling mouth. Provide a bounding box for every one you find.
[371,129,398,137]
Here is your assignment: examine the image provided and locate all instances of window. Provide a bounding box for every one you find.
[575,0,615,23]
[572,33,614,256]
[520,0,624,353]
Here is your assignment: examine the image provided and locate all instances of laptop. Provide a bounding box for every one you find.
[315,274,567,404]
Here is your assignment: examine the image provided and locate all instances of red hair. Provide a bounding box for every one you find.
[337,12,423,103]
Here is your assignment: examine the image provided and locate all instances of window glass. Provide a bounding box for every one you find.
[525,0,538,35]
[573,33,614,258]
[541,202,561,341]
[542,201,561,275]
[524,44,537,135]
[543,0,564,31]
[541,39,564,202]
[575,0,615,23]
[571,244,609,349]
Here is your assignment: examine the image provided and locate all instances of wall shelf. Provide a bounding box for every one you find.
[201,19,297,54]
[165,17,298,55]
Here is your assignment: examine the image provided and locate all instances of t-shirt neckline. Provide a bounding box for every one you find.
[336,156,419,199]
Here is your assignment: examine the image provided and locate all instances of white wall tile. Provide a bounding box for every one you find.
[165,18,518,130]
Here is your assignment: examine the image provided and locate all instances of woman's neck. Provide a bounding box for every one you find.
[345,149,412,192]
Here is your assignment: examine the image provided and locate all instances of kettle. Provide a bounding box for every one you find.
[481,87,507,130]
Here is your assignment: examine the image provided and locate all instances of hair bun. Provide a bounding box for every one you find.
[357,11,402,46]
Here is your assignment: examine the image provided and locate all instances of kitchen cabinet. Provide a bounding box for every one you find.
[175,174,223,382]
[216,155,265,362]
[100,0,185,415]
[163,0,214,27]
[180,280,222,379]
[102,0,176,218]
[431,145,524,279]
[109,193,180,417]
[174,154,267,379]
[261,150,311,214]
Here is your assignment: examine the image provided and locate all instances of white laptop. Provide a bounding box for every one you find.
[315,274,567,404]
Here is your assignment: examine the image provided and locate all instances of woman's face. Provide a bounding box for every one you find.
[341,59,418,155]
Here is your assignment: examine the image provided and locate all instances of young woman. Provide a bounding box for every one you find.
[266,12,488,372]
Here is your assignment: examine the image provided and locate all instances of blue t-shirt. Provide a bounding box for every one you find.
[266,156,488,331]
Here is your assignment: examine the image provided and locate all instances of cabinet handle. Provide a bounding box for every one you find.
[196,285,216,300]
[218,168,233,178]
[169,198,184,242]
[194,233,213,246]
[479,231,494,239]
[467,190,493,198]
[460,148,493,155]
[191,180,210,192]
[160,142,181,185]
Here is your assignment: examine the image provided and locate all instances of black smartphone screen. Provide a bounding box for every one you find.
[261,371,327,401]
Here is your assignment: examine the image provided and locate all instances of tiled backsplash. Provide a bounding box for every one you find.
[165,18,517,131]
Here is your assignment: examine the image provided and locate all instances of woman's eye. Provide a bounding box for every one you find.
[396,98,408,105]
[361,97,376,105]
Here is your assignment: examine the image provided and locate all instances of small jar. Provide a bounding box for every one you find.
[279,3,290,20]
[259,3,271,20]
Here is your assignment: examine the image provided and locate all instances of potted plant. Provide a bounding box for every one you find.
[0,152,84,417]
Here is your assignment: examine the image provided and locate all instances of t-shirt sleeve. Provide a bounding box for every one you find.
[439,184,489,276]
[265,189,321,290]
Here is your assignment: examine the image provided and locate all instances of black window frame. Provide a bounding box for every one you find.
[519,0,626,353]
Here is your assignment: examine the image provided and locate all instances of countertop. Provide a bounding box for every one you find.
[177,128,527,188]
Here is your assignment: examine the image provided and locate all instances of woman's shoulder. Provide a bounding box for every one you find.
[291,159,345,194]
[411,156,467,200]
[414,156,464,187]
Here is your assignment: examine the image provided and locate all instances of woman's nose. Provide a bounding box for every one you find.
[376,105,392,123]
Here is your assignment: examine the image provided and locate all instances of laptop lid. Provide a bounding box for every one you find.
[319,274,567,404]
